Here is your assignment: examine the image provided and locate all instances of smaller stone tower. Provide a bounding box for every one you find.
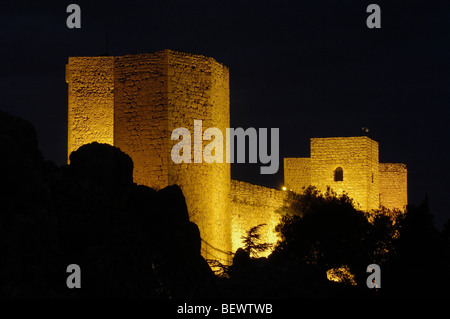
[284,136,407,211]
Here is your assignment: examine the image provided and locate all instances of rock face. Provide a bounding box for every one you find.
[0,110,215,298]
[69,142,134,197]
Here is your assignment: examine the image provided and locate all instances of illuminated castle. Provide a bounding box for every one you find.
[66,50,407,264]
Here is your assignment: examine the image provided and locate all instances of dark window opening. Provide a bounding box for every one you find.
[334,167,343,182]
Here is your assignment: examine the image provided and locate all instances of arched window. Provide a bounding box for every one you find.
[334,167,343,182]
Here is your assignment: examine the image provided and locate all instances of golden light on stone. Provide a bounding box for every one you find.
[284,137,407,212]
[326,266,357,286]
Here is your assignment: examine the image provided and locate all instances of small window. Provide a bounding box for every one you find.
[334,167,343,182]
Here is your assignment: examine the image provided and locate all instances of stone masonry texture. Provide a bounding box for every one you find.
[284,136,407,211]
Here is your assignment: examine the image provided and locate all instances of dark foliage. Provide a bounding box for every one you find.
[273,187,405,286]
[381,196,450,298]
[223,186,450,299]
[275,187,373,275]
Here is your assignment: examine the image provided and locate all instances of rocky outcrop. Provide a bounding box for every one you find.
[0,110,215,298]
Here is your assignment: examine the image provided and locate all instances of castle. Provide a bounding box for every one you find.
[66,50,407,264]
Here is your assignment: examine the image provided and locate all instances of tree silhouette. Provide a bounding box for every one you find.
[242,224,272,258]
[275,186,400,285]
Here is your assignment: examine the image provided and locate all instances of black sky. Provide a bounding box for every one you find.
[0,0,449,227]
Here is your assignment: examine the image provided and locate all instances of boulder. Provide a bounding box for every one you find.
[69,142,134,198]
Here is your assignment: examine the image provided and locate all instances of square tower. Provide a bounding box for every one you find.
[66,50,231,263]
[284,136,381,211]
[310,136,380,211]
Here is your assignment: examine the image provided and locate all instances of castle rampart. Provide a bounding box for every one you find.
[230,180,288,257]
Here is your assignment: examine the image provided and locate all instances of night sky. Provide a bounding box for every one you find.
[1,1,449,226]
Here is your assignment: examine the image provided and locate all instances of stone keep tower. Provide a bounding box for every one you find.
[284,136,407,211]
[66,50,231,262]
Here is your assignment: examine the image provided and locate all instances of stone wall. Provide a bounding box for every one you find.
[230,180,288,257]
[66,57,115,162]
[379,163,408,211]
[284,158,310,194]
[114,52,169,189]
